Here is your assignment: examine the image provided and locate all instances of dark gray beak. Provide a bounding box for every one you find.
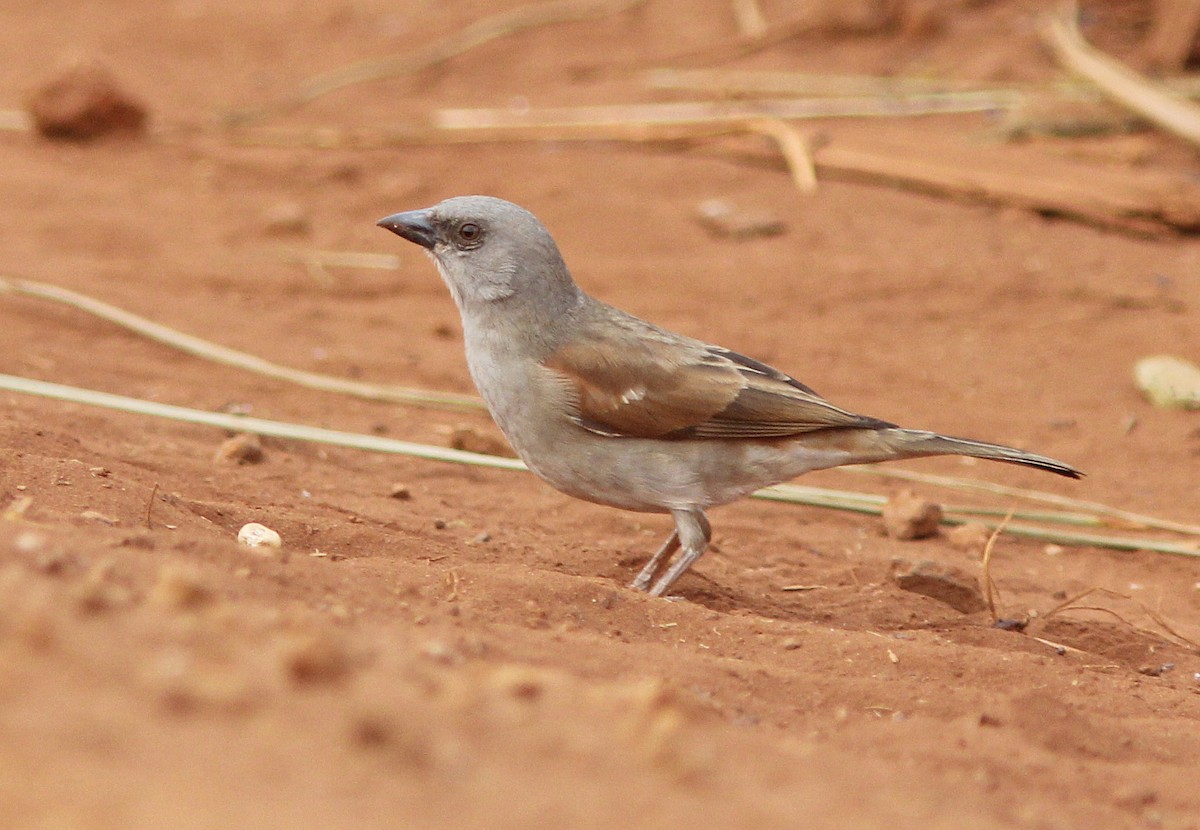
[377,209,436,249]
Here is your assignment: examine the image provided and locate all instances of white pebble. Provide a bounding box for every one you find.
[1133,355,1200,409]
[237,522,282,549]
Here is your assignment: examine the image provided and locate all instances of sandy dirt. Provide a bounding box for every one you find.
[1,1,1199,827]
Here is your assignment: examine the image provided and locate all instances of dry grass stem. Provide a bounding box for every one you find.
[0,275,484,412]
[5,273,1193,546]
[1045,2,1200,146]
[1042,586,1200,650]
[746,118,818,191]
[845,465,1200,538]
[3,372,1197,560]
[275,250,403,271]
[225,0,648,125]
[981,509,1014,622]
[1031,636,1086,655]
[5,280,1195,555]
[644,68,1018,101]
[432,95,1006,132]
[1139,604,1200,650]
[0,373,524,470]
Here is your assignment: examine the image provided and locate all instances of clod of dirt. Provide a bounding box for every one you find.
[237,522,282,551]
[449,425,515,457]
[947,522,991,555]
[27,61,147,141]
[388,483,412,500]
[695,199,786,240]
[1134,355,1200,409]
[214,433,265,465]
[892,559,987,613]
[882,491,943,540]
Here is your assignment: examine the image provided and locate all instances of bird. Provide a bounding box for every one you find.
[377,195,1081,598]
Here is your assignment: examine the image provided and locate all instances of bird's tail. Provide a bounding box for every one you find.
[878,428,1083,479]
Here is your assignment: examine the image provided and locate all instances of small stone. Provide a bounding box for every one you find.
[237,522,282,550]
[1134,355,1200,409]
[449,425,515,458]
[469,532,491,544]
[80,510,119,526]
[388,483,412,500]
[993,618,1027,632]
[781,637,803,650]
[893,559,986,614]
[214,433,265,465]
[28,61,147,140]
[695,199,786,240]
[882,490,943,540]
[947,522,990,554]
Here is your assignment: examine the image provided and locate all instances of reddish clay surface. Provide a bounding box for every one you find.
[1,2,1199,827]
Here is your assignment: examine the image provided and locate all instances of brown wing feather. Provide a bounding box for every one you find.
[543,310,890,440]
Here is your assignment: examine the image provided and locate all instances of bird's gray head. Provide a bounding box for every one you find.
[377,195,578,312]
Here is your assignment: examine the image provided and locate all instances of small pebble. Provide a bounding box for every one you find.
[695,199,786,240]
[1134,355,1200,409]
[27,61,147,140]
[449,425,515,458]
[388,483,412,500]
[882,490,943,540]
[237,522,282,549]
[80,510,119,526]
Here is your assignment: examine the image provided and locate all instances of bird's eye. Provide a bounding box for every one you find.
[455,222,483,247]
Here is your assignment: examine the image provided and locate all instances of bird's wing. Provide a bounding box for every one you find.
[543,311,891,440]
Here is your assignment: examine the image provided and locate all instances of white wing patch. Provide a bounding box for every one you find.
[619,387,647,405]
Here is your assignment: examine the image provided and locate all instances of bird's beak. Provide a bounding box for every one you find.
[377,209,437,249]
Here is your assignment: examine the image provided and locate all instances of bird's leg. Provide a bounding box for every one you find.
[630,529,679,592]
[648,509,712,597]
